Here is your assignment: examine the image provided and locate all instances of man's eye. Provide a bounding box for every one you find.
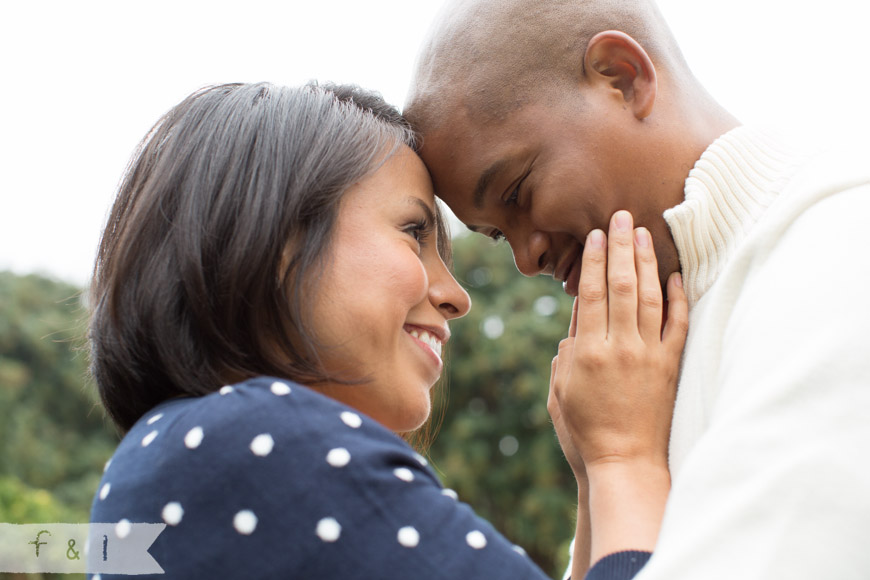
[504,169,532,207]
[488,229,505,242]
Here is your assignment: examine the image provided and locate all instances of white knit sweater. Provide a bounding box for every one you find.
[633,126,870,579]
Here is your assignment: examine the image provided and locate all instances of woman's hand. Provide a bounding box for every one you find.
[549,348,592,575]
[550,210,687,467]
[549,210,688,571]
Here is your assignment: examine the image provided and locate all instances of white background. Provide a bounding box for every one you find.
[2,0,868,285]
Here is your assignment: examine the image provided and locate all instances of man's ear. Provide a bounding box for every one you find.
[584,31,657,120]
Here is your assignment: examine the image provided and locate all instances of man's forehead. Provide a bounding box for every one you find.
[421,127,491,191]
[424,108,527,163]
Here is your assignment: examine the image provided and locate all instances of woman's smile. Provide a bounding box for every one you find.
[404,324,446,373]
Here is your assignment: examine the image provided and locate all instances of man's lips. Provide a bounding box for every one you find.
[555,245,583,296]
[563,258,582,297]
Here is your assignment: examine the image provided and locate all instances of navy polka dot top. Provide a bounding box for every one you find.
[89,376,551,579]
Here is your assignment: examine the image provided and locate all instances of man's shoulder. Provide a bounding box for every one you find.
[774,132,870,215]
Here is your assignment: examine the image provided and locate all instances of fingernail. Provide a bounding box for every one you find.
[613,210,631,231]
[674,272,683,288]
[587,229,605,248]
[634,227,650,248]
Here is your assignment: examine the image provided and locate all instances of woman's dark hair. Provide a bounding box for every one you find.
[89,82,451,433]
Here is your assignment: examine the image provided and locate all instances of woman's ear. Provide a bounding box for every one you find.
[584,30,657,120]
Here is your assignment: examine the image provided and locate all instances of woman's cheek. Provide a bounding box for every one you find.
[389,248,431,306]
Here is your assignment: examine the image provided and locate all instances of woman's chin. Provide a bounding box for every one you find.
[386,400,432,434]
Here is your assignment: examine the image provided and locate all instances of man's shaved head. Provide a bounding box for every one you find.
[406,0,737,293]
[406,0,689,131]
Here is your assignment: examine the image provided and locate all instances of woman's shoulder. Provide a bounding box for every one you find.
[93,377,439,519]
[101,376,422,483]
[91,377,546,579]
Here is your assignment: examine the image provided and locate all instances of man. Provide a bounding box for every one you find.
[405,0,870,578]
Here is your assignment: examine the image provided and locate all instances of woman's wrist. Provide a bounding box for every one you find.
[585,457,671,564]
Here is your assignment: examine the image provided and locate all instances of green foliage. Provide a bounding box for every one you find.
[0,272,111,580]
[0,476,84,525]
[430,233,577,578]
[0,272,117,524]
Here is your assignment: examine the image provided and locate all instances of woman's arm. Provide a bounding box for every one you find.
[549,210,688,579]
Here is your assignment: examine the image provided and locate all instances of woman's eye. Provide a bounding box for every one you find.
[405,220,432,246]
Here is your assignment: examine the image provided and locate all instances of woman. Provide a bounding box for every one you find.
[88,82,686,579]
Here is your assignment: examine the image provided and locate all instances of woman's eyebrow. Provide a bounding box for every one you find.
[408,197,436,223]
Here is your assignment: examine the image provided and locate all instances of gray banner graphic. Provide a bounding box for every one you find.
[0,523,165,574]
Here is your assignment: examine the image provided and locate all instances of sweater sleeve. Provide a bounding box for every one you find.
[585,551,652,580]
[634,184,870,579]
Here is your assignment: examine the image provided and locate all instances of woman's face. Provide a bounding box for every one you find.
[310,146,471,433]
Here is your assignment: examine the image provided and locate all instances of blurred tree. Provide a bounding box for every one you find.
[0,271,114,580]
[0,272,117,524]
[430,233,577,578]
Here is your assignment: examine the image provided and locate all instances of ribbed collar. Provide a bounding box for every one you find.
[663,126,806,306]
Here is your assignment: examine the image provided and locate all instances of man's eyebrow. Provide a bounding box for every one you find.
[473,158,511,210]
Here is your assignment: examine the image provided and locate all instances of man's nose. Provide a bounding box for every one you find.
[509,230,549,277]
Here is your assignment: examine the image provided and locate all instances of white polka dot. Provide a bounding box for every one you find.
[340,411,362,428]
[316,517,342,542]
[414,453,428,466]
[270,381,291,396]
[219,385,234,395]
[326,447,351,467]
[146,413,163,425]
[162,502,184,526]
[393,467,414,482]
[512,544,527,556]
[397,526,420,547]
[250,434,274,457]
[234,510,258,535]
[103,458,112,472]
[184,426,204,449]
[99,483,111,500]
[466,530,487,549]
[115,519,131,539]
[441,488,458,500]
[141,430,158,447]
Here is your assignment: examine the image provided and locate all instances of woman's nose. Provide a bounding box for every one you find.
[429,261,471,320]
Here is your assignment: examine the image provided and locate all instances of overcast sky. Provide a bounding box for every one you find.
[2,0,868,285]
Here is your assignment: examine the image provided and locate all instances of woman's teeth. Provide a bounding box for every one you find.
[409,329,442,358]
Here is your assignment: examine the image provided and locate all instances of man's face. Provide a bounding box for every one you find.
[419,90,682,295]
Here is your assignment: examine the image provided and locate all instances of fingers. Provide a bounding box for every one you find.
[548,355,562,420]
[606,211,639,336]
[633,227,664,343]
[662,272,689,356]
[568,297,579,338]
[575,211,681,348]
[550,354,559,392]
[576,229,607,341]
[550,337,575,397]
